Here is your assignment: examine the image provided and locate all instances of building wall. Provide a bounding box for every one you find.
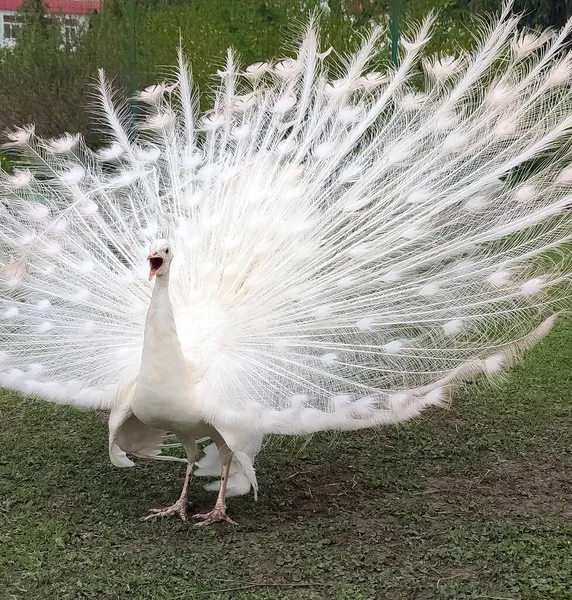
[0,1,100,47]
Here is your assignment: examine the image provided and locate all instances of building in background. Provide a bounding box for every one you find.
[0,0,100,47]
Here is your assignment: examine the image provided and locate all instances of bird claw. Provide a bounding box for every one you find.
[193,508,237,526]
[142,499,188,521]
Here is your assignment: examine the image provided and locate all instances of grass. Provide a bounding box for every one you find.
[1,321,571,600]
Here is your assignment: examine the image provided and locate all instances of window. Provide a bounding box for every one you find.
[3,15,23,41]
[63,18,79,46]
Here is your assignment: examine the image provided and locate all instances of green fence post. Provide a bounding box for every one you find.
[390,0,404,66]
[127,0,138,94]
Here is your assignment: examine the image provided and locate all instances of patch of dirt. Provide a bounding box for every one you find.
[424,461,572,518]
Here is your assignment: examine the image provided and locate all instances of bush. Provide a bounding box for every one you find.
[0,0,566,142]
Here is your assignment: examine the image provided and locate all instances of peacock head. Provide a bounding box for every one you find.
[148,239,173,281]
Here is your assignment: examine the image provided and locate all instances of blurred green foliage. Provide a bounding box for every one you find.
[0,0,568,143]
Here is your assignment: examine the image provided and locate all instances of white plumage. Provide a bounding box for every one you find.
[2,6,572,522]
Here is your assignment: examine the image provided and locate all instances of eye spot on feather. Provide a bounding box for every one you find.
[73,288,90,303]
[382,340,404,353]
[37,263,54,277]
[273,338,297,352]
[320,352,338,366]
[406,189,429,204]
[28,204,49,221]
[277,138,296,155]
[360,71,388,88]
[78,200,98,216]
[314,142,336,159]
[223,263,240,278]
[387,144,412,165]
[495,117,518,138]
[400,92,427,111]
[424,387,446,406]
[244,61,270,78]
[313,305,332,319]
[223,237,242,250]
[418,282,440,296]
[356,317,374,331]
[336,275,355,288]
[290,394,308,406]
[98,142,123,161]
[387,392,410,412]
[331,394,351,412]
[59,165,86,185]
[7,170,34,189]
[143,112,175,131]
[351,395,376,417]
[139,222,158,239]
[423,55,460,80]
[109,170,142,188]
[51,218,68,234]
[16,233,34,247]
[34,299,51,312]
[339,163,362,183]
[348,243,371,258]
[1,306,18,319]
[273,94,297,115]
[464,196,488,211]
[443,319,463,335]
[82,320,96,335]
[274,57,301,77]
[323,78,351,98]
[337,105,363,124]
[26,363,44,376]
[115,347,131,361]
[484,353,505,373]
[556,164,572,184]
[520,277,545,296]
[36,321,54,334]
[487,270,510,286]
[198,263,214,277]
[74,259,94,274]
[515,184,535,201]
[181,150,203,169]
[136,146,161,163]
[43,242,61,256]
[401,226,421,240]
[200,214,221,231]
[43,133,79,154]
[380,270,401,283]
[231,125,251,140]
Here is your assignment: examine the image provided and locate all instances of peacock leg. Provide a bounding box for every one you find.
[193,441,237,526]
[143,437,197,522]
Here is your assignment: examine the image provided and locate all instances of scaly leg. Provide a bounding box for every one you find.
[193,439,237,526]
[143,437,197,522]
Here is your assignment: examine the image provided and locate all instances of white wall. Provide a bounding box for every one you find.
[0,10,87,48]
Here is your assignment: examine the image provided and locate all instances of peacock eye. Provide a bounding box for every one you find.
[165,248,169,254]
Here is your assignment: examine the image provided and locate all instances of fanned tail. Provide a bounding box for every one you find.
[2,5,572,441]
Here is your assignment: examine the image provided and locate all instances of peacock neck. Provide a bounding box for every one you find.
[141,270,188,378]
[147,271,174,329]
[134,268,201,429]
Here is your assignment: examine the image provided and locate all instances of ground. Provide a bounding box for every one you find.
[1,321,571,600]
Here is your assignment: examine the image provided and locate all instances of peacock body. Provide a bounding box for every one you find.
[2,5,572,520]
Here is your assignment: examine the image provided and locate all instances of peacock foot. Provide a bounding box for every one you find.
[142,498,189,521]
[193,507,237,526]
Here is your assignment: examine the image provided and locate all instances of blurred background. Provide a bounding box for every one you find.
[0,0,569,146]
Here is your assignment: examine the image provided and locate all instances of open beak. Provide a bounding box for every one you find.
[148,253,164,280]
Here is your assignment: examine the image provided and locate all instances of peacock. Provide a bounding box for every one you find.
[2,4,572,524]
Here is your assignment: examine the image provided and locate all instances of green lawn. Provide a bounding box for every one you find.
[1,321,571,600]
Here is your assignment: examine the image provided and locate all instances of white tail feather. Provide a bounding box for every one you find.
[2,8,572,446]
